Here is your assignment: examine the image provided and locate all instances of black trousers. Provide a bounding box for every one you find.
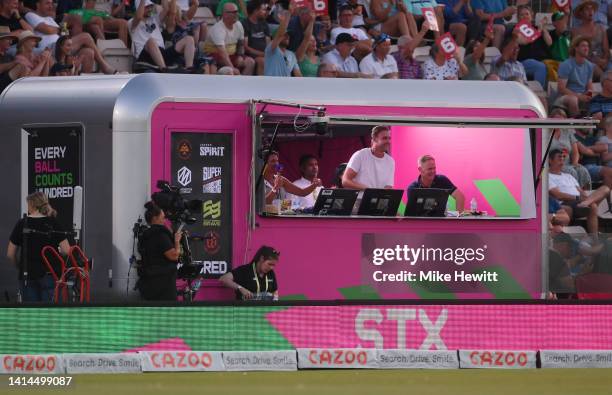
[138,274,177,301]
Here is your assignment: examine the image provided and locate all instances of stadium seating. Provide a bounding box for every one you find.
[483,47,501,73]
[413,45,430,64]
[94,0,113,14]
[194,6,217,26]
[597,197,612,231]
[562,225,587,235]
[98,39,133,74]
[456,46,465,62]
[535,12,553,30]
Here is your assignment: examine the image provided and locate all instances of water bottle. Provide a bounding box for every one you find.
[470,198,478,213]
[61,22,69,36]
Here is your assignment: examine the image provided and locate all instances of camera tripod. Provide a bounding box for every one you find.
[176,229,204,302]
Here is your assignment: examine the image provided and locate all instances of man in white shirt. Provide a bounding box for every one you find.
[321,32,371,78]
[203,2,254,75]
[330,5,371,59]
[343,125,395,190]
[128,0,169,69]
[288,154,322,208]
[359,33,398,78]
[548,149,610,235]
[26,0,115,73]
[24,0,58,50]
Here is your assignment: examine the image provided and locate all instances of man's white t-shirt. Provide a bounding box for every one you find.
[25,12,59,50]
[321,49,359,73]
[204,20,244,55]
[128,14,164,58]
[346,148,395,189]
[330,27,369,44]
[288,177,321,208]
[359,53,398,78]
[549,172,580,197]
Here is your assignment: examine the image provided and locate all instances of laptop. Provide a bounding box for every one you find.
[404,188,450,217]
[357,188,404,216]
[312,188,359,216]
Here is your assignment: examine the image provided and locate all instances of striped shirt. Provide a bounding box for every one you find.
[392,51,422,79]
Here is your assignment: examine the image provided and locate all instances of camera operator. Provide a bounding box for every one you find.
[137,201,182,301]
[219,245,279,300]
[6,192,71,302]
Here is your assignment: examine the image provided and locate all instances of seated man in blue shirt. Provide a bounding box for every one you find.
[556,36,594,117]
[408,154,465,211]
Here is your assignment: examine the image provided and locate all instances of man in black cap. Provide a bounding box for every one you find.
[0,26,21,93]
[321,32,371,78]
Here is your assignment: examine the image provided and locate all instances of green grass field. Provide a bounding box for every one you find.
[6,370,612,395]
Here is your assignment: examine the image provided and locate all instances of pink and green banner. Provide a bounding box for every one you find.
[1,305,611,353]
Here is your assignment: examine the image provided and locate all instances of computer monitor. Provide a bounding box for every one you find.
[357,188,404,216]
[313,188,359,216]
[404,188,449,217]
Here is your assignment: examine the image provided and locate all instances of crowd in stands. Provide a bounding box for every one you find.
[0,0,611,84]
[547,76,612,299]
[2,0,612,294]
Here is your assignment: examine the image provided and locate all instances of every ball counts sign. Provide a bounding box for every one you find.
[27,126,82,232]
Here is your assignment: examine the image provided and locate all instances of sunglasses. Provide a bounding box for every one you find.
[224,10,238,14]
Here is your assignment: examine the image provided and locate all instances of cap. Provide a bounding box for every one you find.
[373,33,390,48]
[552,11,566,21]
[136,0,155,8]
[336,32,357,45]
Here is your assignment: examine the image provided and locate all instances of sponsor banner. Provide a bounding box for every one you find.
[171,132,233,278]
[1,305,612,354]
[26,126,82,232]
[0,354,63,374]
[297,349,377,369]
[540,350,612,368]
[222,351,297,371]
[267,305,612,350]
[140,351,224,372]
[459,350,536,369]
[376,350,459,369]
[64,353,141,374]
